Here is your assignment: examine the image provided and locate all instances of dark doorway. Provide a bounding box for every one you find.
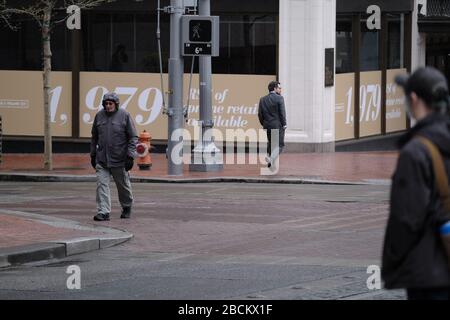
[426,33,450,83]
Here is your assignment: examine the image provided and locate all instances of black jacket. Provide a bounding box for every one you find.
[90,108,138,168]
[258,92,287,129]
[382,113,450,289]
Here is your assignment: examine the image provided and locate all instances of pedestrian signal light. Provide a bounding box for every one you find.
[181,15,219,56]
[189,20,212,42]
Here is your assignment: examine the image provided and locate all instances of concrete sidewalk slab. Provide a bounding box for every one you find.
[0,210,133,268]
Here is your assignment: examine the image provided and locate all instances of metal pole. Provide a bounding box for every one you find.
[167,0,185,176]
[190,0,223,172]
[199,0,212,131]
[71,29,80,139]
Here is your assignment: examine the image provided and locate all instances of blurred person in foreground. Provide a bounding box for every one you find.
[382,67,450,300]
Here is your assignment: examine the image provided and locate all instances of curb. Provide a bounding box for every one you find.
[0,234,133,269]
[0,243,66,268]
[0,172,380,186]
[0,211,133,268]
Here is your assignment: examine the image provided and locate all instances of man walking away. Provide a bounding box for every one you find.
[258,81,287,168]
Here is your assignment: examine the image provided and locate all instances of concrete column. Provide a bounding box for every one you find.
[411,0,427,71]
[279,0,336,152]
[409,0,426,128]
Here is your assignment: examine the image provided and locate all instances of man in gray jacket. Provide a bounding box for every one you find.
[258,81,287,167]
[90,92,138,221]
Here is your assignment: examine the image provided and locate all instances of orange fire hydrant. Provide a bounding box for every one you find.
[136,130,152,170]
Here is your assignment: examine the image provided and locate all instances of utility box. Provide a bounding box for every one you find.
[181,15,219,56]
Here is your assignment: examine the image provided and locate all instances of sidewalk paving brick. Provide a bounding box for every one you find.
[0,214,98,248]
[0,152,398,182]
[0,211,132,267]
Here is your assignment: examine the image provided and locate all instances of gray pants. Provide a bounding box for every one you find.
[96,164,133,215]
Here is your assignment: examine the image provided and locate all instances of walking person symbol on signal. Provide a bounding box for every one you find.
[192,23,201,39]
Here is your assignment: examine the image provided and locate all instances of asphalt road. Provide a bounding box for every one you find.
[0,181,405,300]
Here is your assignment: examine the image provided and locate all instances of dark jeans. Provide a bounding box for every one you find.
[407,287,450,300]
[266,128,285,158]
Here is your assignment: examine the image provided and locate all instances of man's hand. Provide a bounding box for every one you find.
[125,157,134,171]
[90,155,96,169]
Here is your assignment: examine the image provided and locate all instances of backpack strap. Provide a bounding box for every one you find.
[417,136,450,212]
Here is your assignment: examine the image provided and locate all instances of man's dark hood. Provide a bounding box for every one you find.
[398,113,450,155]
[102,92,120,115]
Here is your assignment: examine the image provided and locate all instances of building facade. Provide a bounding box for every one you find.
[0,0,444,152]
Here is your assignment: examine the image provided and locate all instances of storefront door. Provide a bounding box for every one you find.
[426,34,450,83]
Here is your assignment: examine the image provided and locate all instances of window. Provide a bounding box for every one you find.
[110,14,133,72]
[336,16,353,74]
[136,14,169,73]
[51,23,71,71]
[0,11,71,71]
[213,14,277,75]
[3,5,277,76]
[360,19,379,71]
[253,16,277,75]
[387,14,404,69]
[82,13,111,71]
[0,24,22,70]
[0,19,41,71]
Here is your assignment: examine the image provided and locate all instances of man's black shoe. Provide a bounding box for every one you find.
[265,156,272,168]
[94,213,110,221]
[121,207,131,219]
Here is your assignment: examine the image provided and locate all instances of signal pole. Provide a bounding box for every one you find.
[167,0,185,176]
[189,0,223,172]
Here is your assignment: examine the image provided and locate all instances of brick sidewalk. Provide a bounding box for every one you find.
[0,214,99,249]
[0,151,398,182]
[0,151,398,266]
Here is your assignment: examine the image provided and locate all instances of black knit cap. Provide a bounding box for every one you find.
[395,67,449,107]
